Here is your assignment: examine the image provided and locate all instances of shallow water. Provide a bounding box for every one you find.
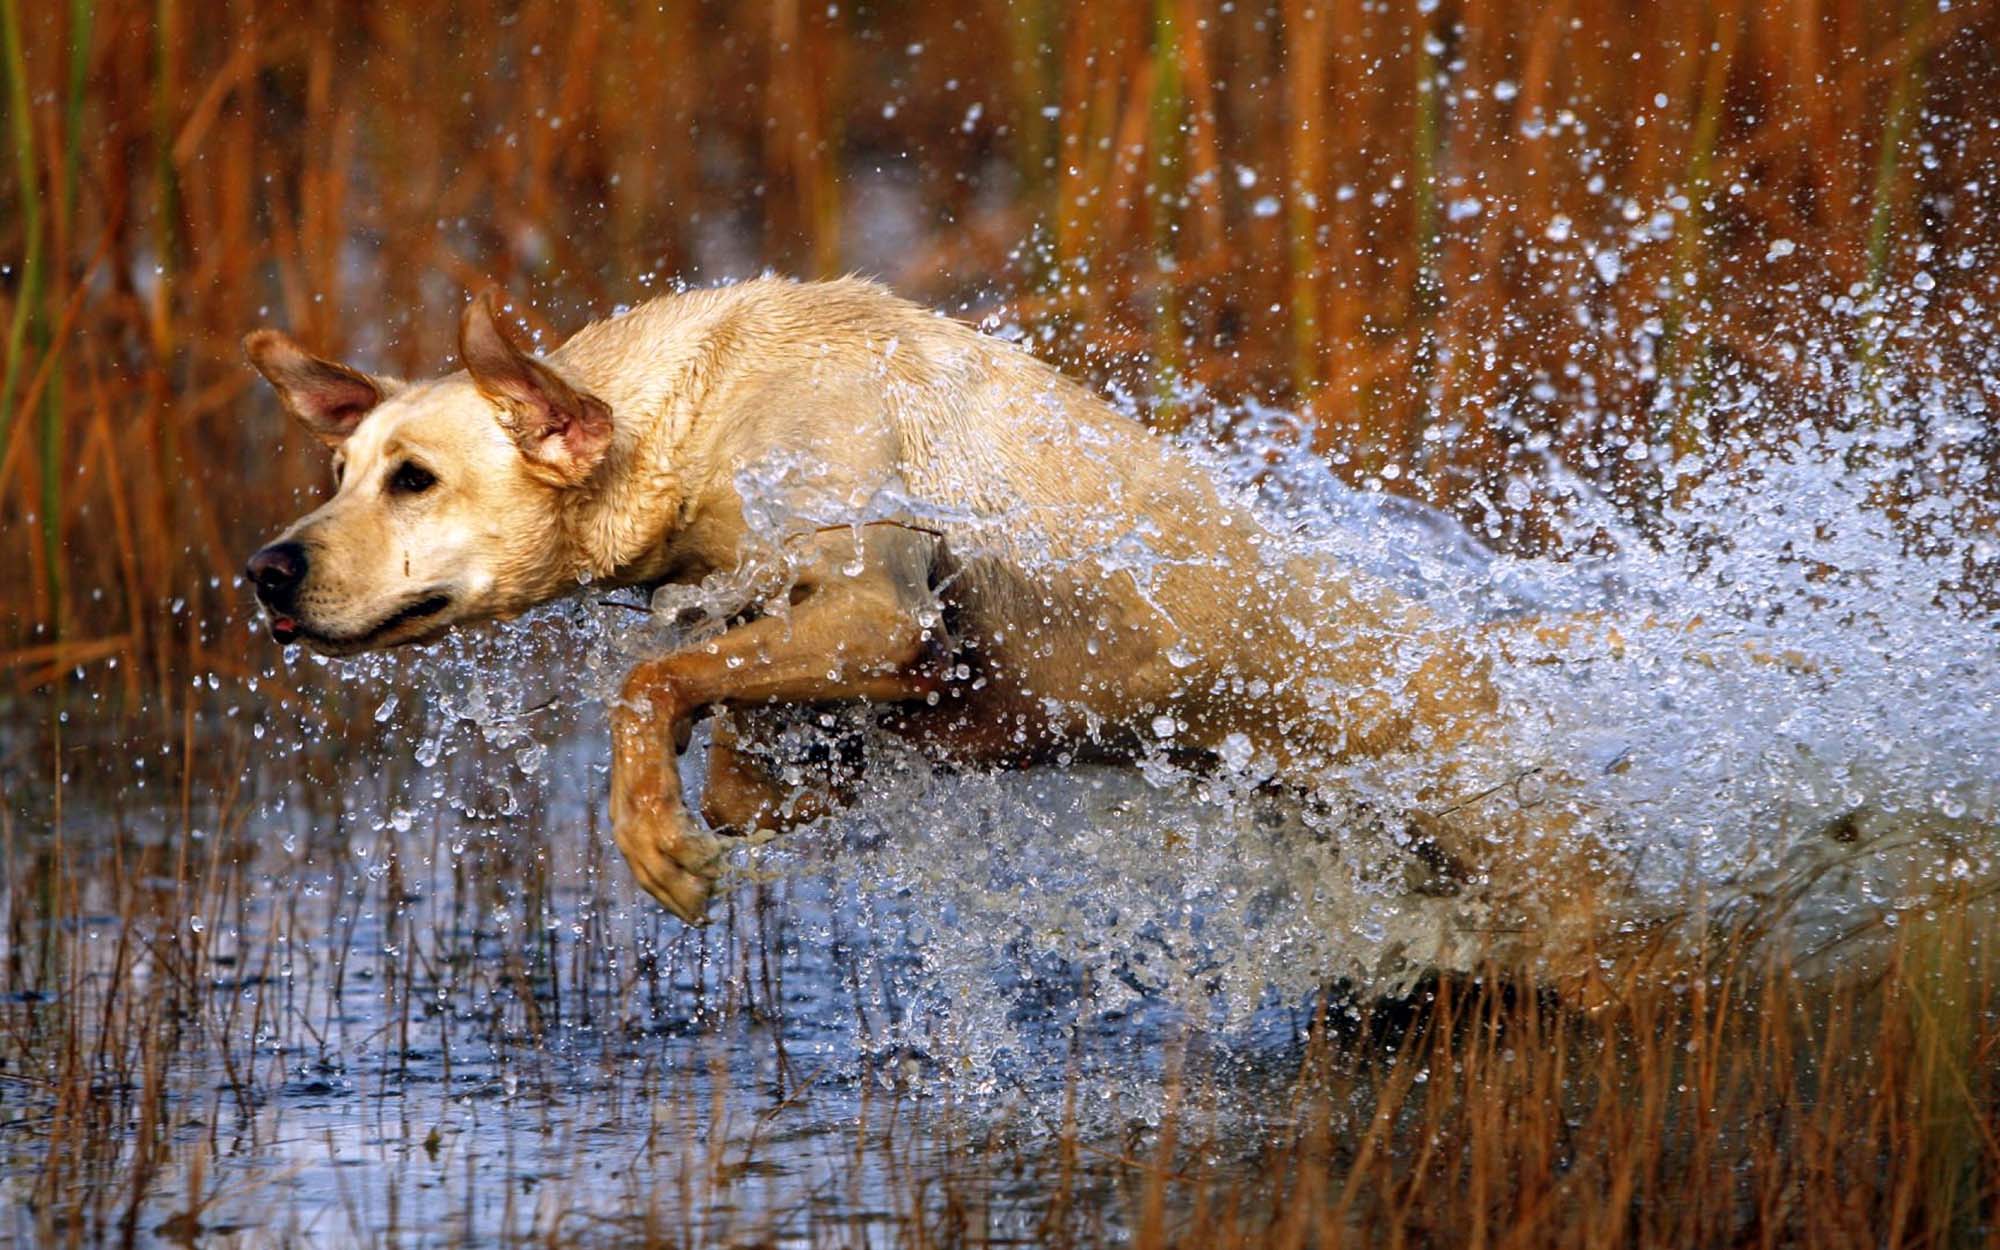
[5,314,1999,1244]
[6,702,1347,1245]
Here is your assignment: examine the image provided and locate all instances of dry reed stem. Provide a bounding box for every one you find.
[0,1,1989,673]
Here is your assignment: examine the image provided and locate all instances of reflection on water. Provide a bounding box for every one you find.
[1,717,1136,1244]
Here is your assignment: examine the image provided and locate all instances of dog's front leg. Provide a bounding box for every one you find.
[609,529,943,921]
[610,676,728,922]
[699,717,849,840]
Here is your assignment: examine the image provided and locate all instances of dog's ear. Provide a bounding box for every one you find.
[459,289,613,488]
[242,330,387,447]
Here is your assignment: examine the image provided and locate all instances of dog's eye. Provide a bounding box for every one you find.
[388,461,437,496]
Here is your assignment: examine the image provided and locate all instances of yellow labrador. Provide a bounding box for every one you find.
[246,280,1573,933]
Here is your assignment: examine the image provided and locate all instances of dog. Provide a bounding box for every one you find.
[245,279,1595,943]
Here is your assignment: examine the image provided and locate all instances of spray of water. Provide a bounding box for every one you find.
[292,285,1996,1118]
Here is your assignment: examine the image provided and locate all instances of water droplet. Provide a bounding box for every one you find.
[1219,733,1254,772]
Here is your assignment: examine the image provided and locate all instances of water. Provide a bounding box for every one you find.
[6,294,1998,1245]
[7,694,1360,1243]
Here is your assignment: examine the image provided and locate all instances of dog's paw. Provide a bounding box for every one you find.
[609,789,726,924]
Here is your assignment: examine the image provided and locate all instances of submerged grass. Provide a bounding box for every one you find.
[2,725,1996,1245]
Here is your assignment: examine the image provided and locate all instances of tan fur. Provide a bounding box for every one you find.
[246,278,1576,938]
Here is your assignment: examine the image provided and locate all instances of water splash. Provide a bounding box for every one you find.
[282,293,2000,1125]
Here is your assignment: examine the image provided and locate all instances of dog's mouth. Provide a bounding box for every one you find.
[270,592,454,652]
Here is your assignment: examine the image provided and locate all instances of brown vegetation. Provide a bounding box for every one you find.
[2,0,1997,683]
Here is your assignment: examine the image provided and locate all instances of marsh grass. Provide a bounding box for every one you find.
[0,0,1995,681]
[3,720,1997,1245]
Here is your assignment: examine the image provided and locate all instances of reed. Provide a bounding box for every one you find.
[0,0,1991,682]
[1659,0,1739,483]
[35,0,92,630]
[0,0,41,577]
[1146,0,1185,427]
[1867,0,1933,291]
[1902,891,1988,1247]
[1859,0,1935,419]
[1281,0,1327,398]
[7,716,1997,1246]
[1409,0,1441,329]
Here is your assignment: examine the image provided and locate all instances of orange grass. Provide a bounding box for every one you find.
[0,1,1996,691]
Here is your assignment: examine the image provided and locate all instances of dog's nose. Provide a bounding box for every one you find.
[245,542,308,598]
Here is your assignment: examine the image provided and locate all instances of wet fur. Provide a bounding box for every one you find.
[247,279,1595,953]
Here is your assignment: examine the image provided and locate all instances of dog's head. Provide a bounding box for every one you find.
[242,292,614,654]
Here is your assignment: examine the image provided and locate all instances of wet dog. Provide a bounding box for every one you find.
[245,280,1555,930]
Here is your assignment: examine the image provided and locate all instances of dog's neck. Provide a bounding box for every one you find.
[544,293,744,589]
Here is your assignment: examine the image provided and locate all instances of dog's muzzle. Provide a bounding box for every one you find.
[246,541,308,642]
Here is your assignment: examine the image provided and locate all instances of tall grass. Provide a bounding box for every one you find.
[0,0,1994,687]
[0,0,44,620]
[1,10,1993,1241]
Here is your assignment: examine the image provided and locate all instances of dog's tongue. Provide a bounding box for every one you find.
[270,616,300,643]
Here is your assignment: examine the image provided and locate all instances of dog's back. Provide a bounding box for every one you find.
[552,279,1491,777]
